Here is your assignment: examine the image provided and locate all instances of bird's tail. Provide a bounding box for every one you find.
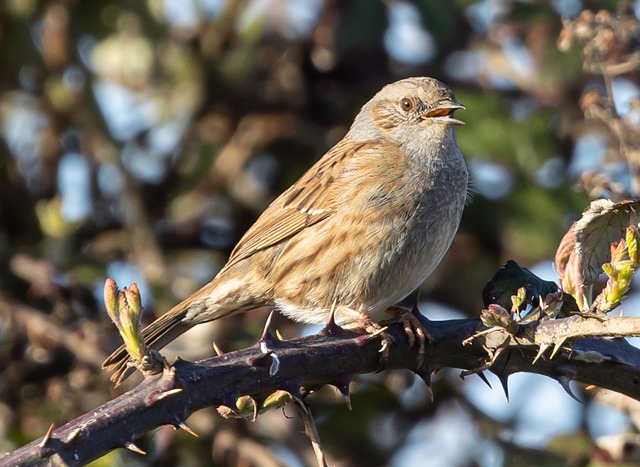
[102,304,194,386]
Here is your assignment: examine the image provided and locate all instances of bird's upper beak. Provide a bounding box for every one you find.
[421,103,465,125]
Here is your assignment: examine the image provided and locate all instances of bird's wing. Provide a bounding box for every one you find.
[222,138,371,270]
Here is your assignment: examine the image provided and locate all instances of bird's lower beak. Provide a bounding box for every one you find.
[421,103,465,125]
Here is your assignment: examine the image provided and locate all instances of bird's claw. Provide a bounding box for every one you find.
[382,306,430,367]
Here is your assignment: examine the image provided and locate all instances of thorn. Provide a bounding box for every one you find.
[172,356,186,367]
[157,388,183,400]
[532,344,550,364]
[550,338,567,359]
[259,310,277,345]
[212,341,224,356]
[557,376,581,403]
[145,387,184,406]
[342,392,352,411]
[256,312,281,375]
[477,371,492,389]
[331,379,352,410]
[320,303,343,336]
[39,423,55,448]
[125,442,146,455]
[177,421,199,437]
[414,366,434,402]
[493,372,510,402]
[66,427,82,443]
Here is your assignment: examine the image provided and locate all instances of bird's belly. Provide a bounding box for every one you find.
[271,199,462,325]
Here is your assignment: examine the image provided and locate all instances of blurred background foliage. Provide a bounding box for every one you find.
[1,0,639,466]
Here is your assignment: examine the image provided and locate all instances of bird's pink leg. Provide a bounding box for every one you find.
[382,306,429,366]
[336,307,393,359]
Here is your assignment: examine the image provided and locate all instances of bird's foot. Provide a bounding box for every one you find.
[382,306,430,367]
[338,307,394,363]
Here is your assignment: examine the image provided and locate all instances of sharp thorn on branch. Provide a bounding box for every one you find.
[532,344,550,364]
[342,393,352,411]
[557,375,581,403]
[177,421,199,437]
[65,427,82,444]
[38,423,55,449]
[477,371,492,389]
[459,363,491,380]
[157,388,183,400]
[337,386,352,410]
[145,386,184,407]
[329,376,353,410]
[550,338,568,359]
[125,442,146,455]
[259,310,277,346]
[492,371,510,402]
[212,341,225,356]
[320,303,347,336]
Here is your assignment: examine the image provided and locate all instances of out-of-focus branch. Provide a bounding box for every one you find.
[0,297,105,369]
[559,8,640,197]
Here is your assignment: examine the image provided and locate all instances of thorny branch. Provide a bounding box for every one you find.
[4,312,640,466]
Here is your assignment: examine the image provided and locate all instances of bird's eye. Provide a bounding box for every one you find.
[401,98,413,111]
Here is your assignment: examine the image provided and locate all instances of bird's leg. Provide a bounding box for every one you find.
[337,307,393,360]
[382,305,430,367]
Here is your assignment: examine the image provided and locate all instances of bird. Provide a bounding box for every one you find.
[103,77,469,384]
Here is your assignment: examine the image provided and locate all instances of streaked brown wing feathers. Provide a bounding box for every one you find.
[222,139,367,270]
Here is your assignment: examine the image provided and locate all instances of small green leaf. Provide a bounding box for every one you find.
[593,226,640,313]
[102,279,147,365]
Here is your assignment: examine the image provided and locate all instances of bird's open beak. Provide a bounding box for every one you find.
[421,103,465,125]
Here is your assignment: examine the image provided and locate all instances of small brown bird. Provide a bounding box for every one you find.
[104,77,468,383]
